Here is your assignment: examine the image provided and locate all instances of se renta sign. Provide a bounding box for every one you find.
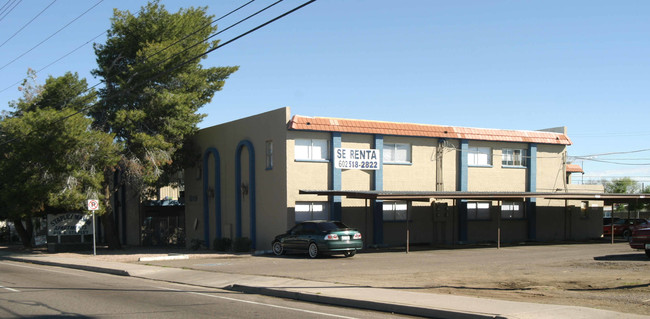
[334,148,380,170]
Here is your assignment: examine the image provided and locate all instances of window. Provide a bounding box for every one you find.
[501,201,525,219]
[265,140,273,170]
[468,147,492,166]
[382,201,407,221]
[502,149,526,167]
[295,139,329,161]
[467,202,490,220]
[384,143,411,164]
[295,202,328,223]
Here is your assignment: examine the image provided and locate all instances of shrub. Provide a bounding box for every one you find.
[189,239,203,251]
[232,237,252,252]
[213,237,232,251]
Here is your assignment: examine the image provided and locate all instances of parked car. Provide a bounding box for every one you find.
[603,217,619,225]
[272,220,362,258]
[629,226,650,258]
[603,219,649,240]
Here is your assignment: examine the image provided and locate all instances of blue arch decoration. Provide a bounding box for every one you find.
[235,140,256,249]
[203,148,221,247]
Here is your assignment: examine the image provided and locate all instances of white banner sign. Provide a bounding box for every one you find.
[334,148,380,170]
[47,213,93,236]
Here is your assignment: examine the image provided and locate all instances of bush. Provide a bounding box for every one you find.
[189,239,204,250]
[213,237,232,251]
[232,237,252,252]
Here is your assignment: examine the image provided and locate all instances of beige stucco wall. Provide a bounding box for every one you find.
[185,107,290,250]
[466,141,529,192]
[536,144,566,192]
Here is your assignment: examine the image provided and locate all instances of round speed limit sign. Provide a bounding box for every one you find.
[87,200,99,211]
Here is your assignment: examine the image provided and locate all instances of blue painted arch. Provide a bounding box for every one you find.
[235,140,256,249]
[203,148,222,247]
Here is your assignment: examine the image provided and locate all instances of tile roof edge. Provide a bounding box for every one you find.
[288,114,571,145]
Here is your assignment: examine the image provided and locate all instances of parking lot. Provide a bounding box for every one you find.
[141,241,650,316]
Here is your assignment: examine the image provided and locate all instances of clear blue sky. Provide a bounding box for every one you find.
[1,0,649,185]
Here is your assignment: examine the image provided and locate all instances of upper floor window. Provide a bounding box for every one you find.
[383,201,407,221]
[467,202,491,220]
[501,201,525,219]
[384,143,411,164]
[502,148,526,167]
[295,139,329,161]
[468,146,492,166]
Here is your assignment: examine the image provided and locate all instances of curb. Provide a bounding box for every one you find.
[0,256,130,276]
[227,284,505,319]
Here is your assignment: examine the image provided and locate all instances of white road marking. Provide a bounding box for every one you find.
[158,287,359,319]
[0,285,19,292]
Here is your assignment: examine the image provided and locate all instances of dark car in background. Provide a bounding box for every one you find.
[629,226,650,258]
[603,218,649,240]
[272,220,362,258]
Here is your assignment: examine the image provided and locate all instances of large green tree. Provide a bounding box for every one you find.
[0,72,119,248]
[91,2,237,248]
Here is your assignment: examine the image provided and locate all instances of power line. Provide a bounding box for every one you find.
[145,0,284,79]
[0,0,56,49]
[571,148,650,158]
[0,0,103,72]
[144,0,257,63]
[0,30,106,94]
[0,0,318,147]
[0,0,20,23]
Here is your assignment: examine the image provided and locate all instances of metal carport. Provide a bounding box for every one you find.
[299,190,650,251]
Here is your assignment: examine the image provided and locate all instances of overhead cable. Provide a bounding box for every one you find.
[0,0,56,49]
[0,0,20,22]
[0,0,103,72]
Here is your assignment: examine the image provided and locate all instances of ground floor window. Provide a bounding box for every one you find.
[467,202,491,220]
[501,201,525,219]
[295,202,329,223]
[383,201,407,221]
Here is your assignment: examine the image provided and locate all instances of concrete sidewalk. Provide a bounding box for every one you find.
[0,251,646,319]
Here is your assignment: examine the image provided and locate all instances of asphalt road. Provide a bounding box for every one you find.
[0,261,414,319]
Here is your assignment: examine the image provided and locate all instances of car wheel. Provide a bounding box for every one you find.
[623,230,631,241]
[344,250,356,257]
[645,249,650,258]
[308,242,319,259]
[272,241,284,256]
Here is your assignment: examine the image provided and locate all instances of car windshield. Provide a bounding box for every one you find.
[316,221,349,232]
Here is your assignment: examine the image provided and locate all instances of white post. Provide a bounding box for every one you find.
[93,211,96,256]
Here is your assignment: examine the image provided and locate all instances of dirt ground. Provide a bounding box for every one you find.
[25,240,650,316]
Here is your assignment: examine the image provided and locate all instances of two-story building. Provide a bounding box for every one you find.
[183,107,603,250]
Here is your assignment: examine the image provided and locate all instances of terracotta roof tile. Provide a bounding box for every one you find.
[288,115,572,145]
[566,164,584,173]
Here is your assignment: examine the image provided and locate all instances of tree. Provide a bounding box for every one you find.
[602,177,645,213]
[602,177,640,194]
[91,1,237,248]
[0,72,119,248]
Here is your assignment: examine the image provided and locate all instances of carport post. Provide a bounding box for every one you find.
[611,203,615,244]
[497,200,501,249]
[406,200,412,254]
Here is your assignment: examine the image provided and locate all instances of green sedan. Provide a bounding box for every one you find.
[272,220,363,258]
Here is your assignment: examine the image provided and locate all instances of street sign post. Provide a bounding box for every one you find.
[87,200,99,255]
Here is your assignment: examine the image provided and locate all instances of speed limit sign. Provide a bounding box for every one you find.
[87,200,99,211]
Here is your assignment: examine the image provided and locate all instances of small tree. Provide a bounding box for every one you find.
[0,72,119,248]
